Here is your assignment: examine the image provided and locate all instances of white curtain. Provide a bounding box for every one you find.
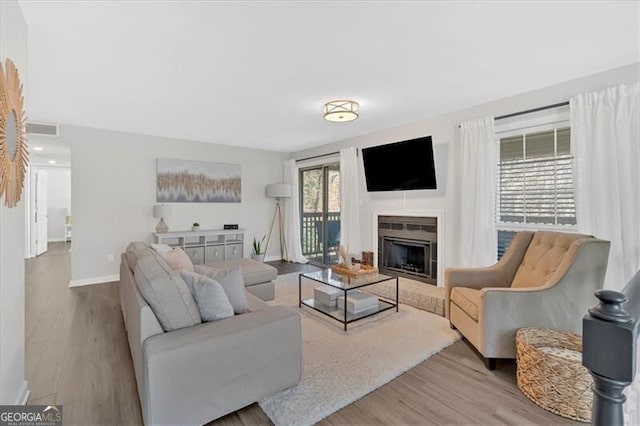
[571,83,640,426]
[571,83,640,290]
[458,117,498,267]
[282,159,308,263]
[339,147,361,257]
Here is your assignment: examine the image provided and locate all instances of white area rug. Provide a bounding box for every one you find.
[259,273,460,426]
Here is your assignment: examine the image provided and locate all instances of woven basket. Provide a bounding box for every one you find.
[516,327,593,422]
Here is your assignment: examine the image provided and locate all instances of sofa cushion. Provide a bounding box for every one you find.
[450,287,481,321]
[126,241,154,270]
[245,291,271,312]
[194,265,249,313]
[511,232,586,288]
[159,248,194,272]
[134,255,202,331]
[180,270,235,322]
[205,258,277,286]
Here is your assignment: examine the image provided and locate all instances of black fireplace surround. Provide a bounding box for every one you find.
[378,216,437,284]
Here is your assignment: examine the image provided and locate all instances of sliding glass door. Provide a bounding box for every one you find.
[300,164,340,265]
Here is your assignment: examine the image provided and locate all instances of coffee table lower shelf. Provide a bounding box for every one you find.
[301,298,396,325]
[298,270,399,331]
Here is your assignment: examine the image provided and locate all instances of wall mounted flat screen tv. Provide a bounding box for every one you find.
[362,136,437,192]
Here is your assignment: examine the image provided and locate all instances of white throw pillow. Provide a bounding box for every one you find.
[151,243,173,253]
[194,265,249,314]
[159,248,194,272]
[180,270,234,322]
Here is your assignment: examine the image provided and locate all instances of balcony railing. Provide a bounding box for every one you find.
[301,212,340,264]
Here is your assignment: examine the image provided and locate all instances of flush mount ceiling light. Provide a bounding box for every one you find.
[323,100,359,123]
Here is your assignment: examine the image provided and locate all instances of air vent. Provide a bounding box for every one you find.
[26,122,59,137]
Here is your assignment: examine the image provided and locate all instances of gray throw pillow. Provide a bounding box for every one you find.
[134,256,201,331]
[194,265,249,314]
[180,270,234,322]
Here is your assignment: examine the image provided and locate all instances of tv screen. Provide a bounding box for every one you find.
[362,136,437,192]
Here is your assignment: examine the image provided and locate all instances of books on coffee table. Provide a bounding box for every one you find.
[314,286,342,308]
[337,291,378,314]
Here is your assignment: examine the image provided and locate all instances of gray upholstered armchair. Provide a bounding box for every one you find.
[445,231,610,369]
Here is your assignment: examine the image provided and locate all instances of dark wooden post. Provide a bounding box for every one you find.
[583,271,640,426]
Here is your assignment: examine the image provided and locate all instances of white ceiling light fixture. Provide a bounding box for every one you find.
[48,160,56,164]
[33,146,43,151]
[323,100,359,123]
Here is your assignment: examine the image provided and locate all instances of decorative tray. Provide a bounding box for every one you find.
[330,264,379,278]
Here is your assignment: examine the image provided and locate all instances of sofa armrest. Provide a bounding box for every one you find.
[445,266,512,290]
[480,286,581,358]
[444,231,534,318]
[445,266,511,319]
[141,306,301,425]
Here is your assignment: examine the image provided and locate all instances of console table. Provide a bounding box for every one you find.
[153,229,245,265]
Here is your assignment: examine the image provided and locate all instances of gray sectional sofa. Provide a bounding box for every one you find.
[206,257,277,301]
[120,242,301,425]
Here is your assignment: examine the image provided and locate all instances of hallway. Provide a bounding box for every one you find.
[25,242,142,424]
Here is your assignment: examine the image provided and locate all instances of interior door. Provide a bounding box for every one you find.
[300,163,340,265]
[35,169,48,256]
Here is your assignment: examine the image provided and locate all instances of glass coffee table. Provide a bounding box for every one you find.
[299,268,399,331]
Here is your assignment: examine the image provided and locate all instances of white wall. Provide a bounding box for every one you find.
[0,0,29,405]
[45,168,71,241]
[291,63,640,281]
[63,125,288,285]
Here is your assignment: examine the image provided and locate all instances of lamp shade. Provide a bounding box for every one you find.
[153,204,171,218]
[266,183,292,198]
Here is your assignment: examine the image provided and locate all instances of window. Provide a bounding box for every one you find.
[496,114,576,258]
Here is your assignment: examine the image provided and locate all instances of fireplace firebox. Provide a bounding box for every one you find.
[378,216,437,284]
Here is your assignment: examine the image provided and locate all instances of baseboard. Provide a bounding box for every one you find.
[69,274,120,287]
[47,237,66,242]
[15,380,30,405]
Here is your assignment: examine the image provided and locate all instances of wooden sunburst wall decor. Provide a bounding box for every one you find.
[0,58,28,208]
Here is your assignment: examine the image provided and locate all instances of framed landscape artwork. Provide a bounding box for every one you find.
[157,158,241,203]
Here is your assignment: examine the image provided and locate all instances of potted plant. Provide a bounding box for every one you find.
[192,222,200,232]
[251,235,266,262]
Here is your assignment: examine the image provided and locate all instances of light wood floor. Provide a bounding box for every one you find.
[26,243,575,425]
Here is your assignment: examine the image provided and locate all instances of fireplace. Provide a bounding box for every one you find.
[378,215,437,284]
[384,238,430,277]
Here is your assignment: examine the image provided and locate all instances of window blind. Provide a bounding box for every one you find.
[498,127,576,226]
[497,230,517,259]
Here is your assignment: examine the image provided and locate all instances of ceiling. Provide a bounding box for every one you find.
[29,137,71,168]
[18,1,639,153]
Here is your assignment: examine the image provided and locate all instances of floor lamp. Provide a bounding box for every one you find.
[264,183,292,261]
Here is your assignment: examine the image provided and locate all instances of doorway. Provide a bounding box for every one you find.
[300,163,340,265]
[26,138,71,258]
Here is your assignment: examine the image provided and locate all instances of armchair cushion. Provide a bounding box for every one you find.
[450,287,481,321]
[511,232,586,288]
